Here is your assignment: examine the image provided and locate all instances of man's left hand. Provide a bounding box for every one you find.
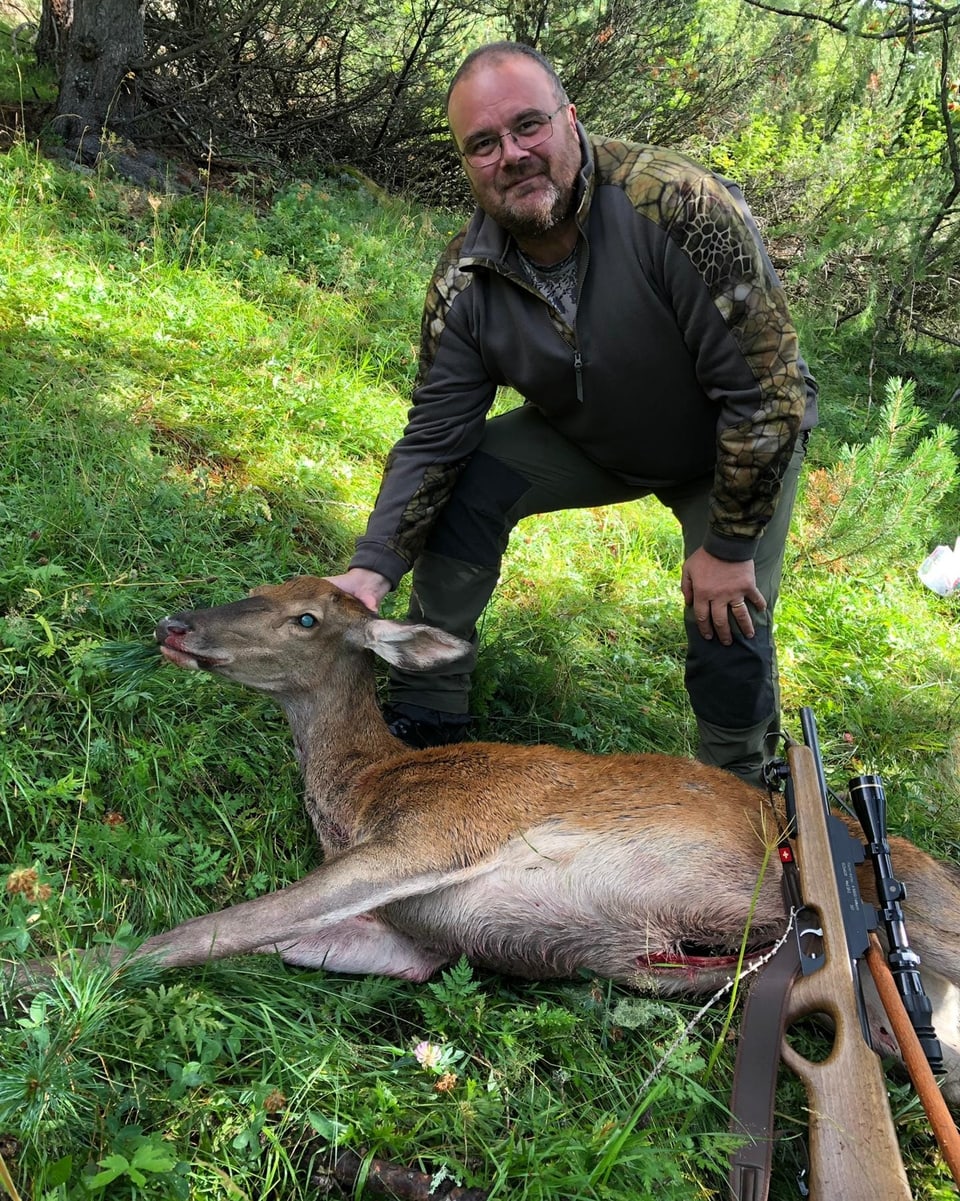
[681,548,766,645]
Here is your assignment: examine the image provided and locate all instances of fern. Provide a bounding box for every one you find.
[427,956,480,1004]
[415,957,483,1032]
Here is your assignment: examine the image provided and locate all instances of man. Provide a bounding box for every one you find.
[327,41,818,785]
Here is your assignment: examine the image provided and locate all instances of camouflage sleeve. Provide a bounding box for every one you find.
[349,230,497,586]
[609,143,808,555]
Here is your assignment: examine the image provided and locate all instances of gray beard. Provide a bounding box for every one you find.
[499,180,567,238]
[491,177,575,240]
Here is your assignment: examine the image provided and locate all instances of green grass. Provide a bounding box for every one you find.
[0,13,57,115]
[1,139,960,1199]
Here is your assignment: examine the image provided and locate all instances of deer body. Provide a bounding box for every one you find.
[135,577,960,1105]
[137,722,792,988]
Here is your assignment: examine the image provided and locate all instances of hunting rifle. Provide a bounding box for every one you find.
[728,707,943,1200]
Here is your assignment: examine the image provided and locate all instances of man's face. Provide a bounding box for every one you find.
[447,56,582,240]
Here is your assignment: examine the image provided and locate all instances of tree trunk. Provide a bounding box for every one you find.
[36,0,73,71]
[54,0,144,157]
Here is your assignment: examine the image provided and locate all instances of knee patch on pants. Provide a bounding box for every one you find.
[424,452,530,568]
[685,626,776,729]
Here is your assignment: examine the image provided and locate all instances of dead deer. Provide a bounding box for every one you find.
[23,576,960,1108]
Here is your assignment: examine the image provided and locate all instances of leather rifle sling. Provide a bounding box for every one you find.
[728,849,804,1201]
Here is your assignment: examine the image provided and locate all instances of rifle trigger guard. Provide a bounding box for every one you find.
[794,910,825,976]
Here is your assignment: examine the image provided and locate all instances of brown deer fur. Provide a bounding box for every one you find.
[50,578,960,1103]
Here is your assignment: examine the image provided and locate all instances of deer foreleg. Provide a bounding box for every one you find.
[126,842,486,971]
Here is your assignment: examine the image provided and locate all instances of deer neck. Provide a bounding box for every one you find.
[275,654,401,851]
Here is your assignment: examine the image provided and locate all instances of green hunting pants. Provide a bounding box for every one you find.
[389,404,806,785]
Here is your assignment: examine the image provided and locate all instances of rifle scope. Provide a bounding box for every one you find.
[848,774,944,1074]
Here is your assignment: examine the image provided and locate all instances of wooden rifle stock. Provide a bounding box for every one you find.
[780,742,912,1200]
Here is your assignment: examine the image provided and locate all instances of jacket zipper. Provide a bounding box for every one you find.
[573,228,588,403]
[474,254,586,403]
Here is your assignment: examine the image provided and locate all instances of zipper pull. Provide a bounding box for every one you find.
[574,350,584,403]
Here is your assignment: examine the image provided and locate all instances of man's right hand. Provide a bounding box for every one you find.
[323,567,392,613]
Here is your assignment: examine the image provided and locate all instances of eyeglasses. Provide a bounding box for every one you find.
[458,105,566,168]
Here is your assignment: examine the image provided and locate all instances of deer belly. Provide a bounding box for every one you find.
[382,825,785,987]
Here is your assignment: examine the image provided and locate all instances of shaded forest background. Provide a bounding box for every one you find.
[3,0,959,433]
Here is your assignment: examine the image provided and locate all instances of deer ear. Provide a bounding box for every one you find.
[356,619,470,670]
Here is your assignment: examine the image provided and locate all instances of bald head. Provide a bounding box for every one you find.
[446,42,569,114]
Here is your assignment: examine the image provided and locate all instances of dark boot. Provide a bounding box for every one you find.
[383,703,473,750]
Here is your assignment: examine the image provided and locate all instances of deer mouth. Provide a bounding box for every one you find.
[158,636,229,671]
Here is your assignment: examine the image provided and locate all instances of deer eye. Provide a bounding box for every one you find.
[297,613,317,628]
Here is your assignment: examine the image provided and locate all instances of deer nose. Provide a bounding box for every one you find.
[156,615,191,643]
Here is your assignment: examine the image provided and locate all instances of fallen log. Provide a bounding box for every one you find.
[315,1149,489,1200]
